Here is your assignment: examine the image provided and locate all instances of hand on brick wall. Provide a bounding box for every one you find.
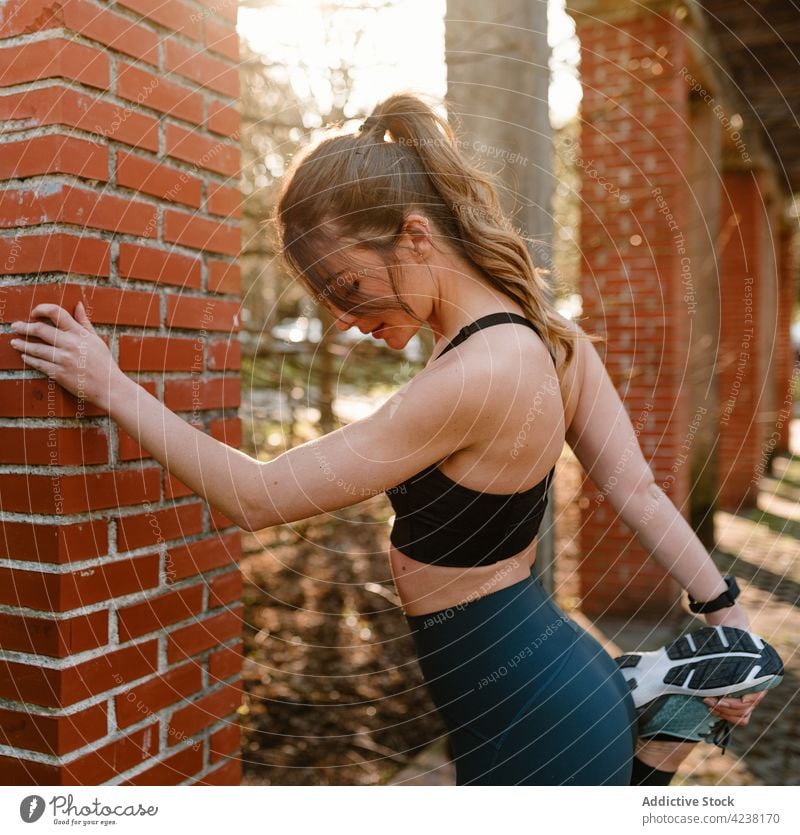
[8,301,122,412]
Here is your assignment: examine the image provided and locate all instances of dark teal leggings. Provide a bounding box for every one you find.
[406,569,639,785]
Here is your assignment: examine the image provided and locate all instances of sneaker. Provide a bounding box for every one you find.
[615,626,784,749]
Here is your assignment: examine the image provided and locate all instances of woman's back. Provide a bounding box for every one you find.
[388,306,582,617]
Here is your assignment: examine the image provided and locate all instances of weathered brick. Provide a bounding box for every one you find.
[167,679,242,743]
[167,607,242,662]
[0,38,109,89]
[0,702,107,756]
[117,585,205,642]
[0,86,159,151]
[117,151,202,207]
[0,553,160,610]
[0,183,157,237]
[164,37,239,98]
[164,531,241,583]
[164,123,240,177]
[0,232,110,277]
[0,134,108,181]
[207,259,241,294]
[0,519,108,564]
[117,60,204,123]
[0,610,108,656]
[117,0,203,41]
[0,426,108,465]
[165,293,241,330]
[163,376,240,411]
[118,243,201,289]
[0,639,159,708]
[0,0,160,65]
[115,661,203,727]
[115,502,204,552]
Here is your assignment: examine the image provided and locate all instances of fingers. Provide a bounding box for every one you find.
[30,303,80,331]
[74,300,98,334]
[704,691,767,726]
[9,337,63,364]
[13,348,60,377]
[9,318,61,345]
[10,303,80,336]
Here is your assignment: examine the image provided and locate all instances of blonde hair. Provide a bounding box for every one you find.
[275,92,599,368]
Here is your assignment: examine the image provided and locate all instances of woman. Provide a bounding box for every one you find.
[9,93,773,786]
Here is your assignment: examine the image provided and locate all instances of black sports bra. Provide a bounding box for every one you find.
[384,312,557,568]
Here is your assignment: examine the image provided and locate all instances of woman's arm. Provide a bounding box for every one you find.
[564,328,748,628]
[106,372,261,530]
[10,302,491,533]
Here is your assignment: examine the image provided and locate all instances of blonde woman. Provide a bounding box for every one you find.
[9,93,780,785]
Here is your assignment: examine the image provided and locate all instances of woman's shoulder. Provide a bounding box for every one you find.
[548,311,590,434]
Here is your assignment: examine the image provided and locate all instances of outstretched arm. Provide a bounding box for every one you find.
[564,326,748,629]
[565,327,766,728]
[10,302,486,532]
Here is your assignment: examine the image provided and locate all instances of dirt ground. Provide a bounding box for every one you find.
[237,500,449,785]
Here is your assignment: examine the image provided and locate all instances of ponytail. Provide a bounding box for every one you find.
[276,92,601,368]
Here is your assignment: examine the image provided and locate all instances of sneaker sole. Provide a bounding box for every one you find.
[616,626,784,710]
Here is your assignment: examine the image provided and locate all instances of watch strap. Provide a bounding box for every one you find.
[688,575,740,614]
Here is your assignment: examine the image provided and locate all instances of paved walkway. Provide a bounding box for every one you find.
[388,427,800,787]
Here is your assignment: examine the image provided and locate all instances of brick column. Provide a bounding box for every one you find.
[771,223,797,461]
[568,2,690,618]
[0,0,244,785]
[717,171,768,510]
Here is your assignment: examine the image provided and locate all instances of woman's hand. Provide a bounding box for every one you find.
[9,301,122,412]
[702,600,768,728]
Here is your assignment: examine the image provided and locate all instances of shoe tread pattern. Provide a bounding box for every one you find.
[663,646,783,689]
[666,627,760,660]
[616,653,641,669]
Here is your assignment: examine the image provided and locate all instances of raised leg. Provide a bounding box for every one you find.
[629,737,697,785]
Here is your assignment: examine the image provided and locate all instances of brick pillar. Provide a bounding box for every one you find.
[569,3,690,618]
[772,223,797,461]
[717,171,768,510]
[0,0,244,785]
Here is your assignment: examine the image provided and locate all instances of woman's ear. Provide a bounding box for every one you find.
[399,213,433,260]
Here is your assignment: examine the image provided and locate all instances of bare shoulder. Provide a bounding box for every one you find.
[424,323,565,446]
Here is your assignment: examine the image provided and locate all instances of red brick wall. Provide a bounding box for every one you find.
[716,171,767,510]
[571,9,689,618]
[0,0,244,785]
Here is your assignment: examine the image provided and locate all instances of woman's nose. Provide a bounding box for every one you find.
[334,312,356,330]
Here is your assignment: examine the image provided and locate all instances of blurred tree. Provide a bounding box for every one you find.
[238,1,410,442]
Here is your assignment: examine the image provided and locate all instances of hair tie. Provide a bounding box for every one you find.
[359,114,382,134]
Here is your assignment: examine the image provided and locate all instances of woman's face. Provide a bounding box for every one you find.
[318,248,430,348]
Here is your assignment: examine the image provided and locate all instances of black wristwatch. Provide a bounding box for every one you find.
[688,575,740,614]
